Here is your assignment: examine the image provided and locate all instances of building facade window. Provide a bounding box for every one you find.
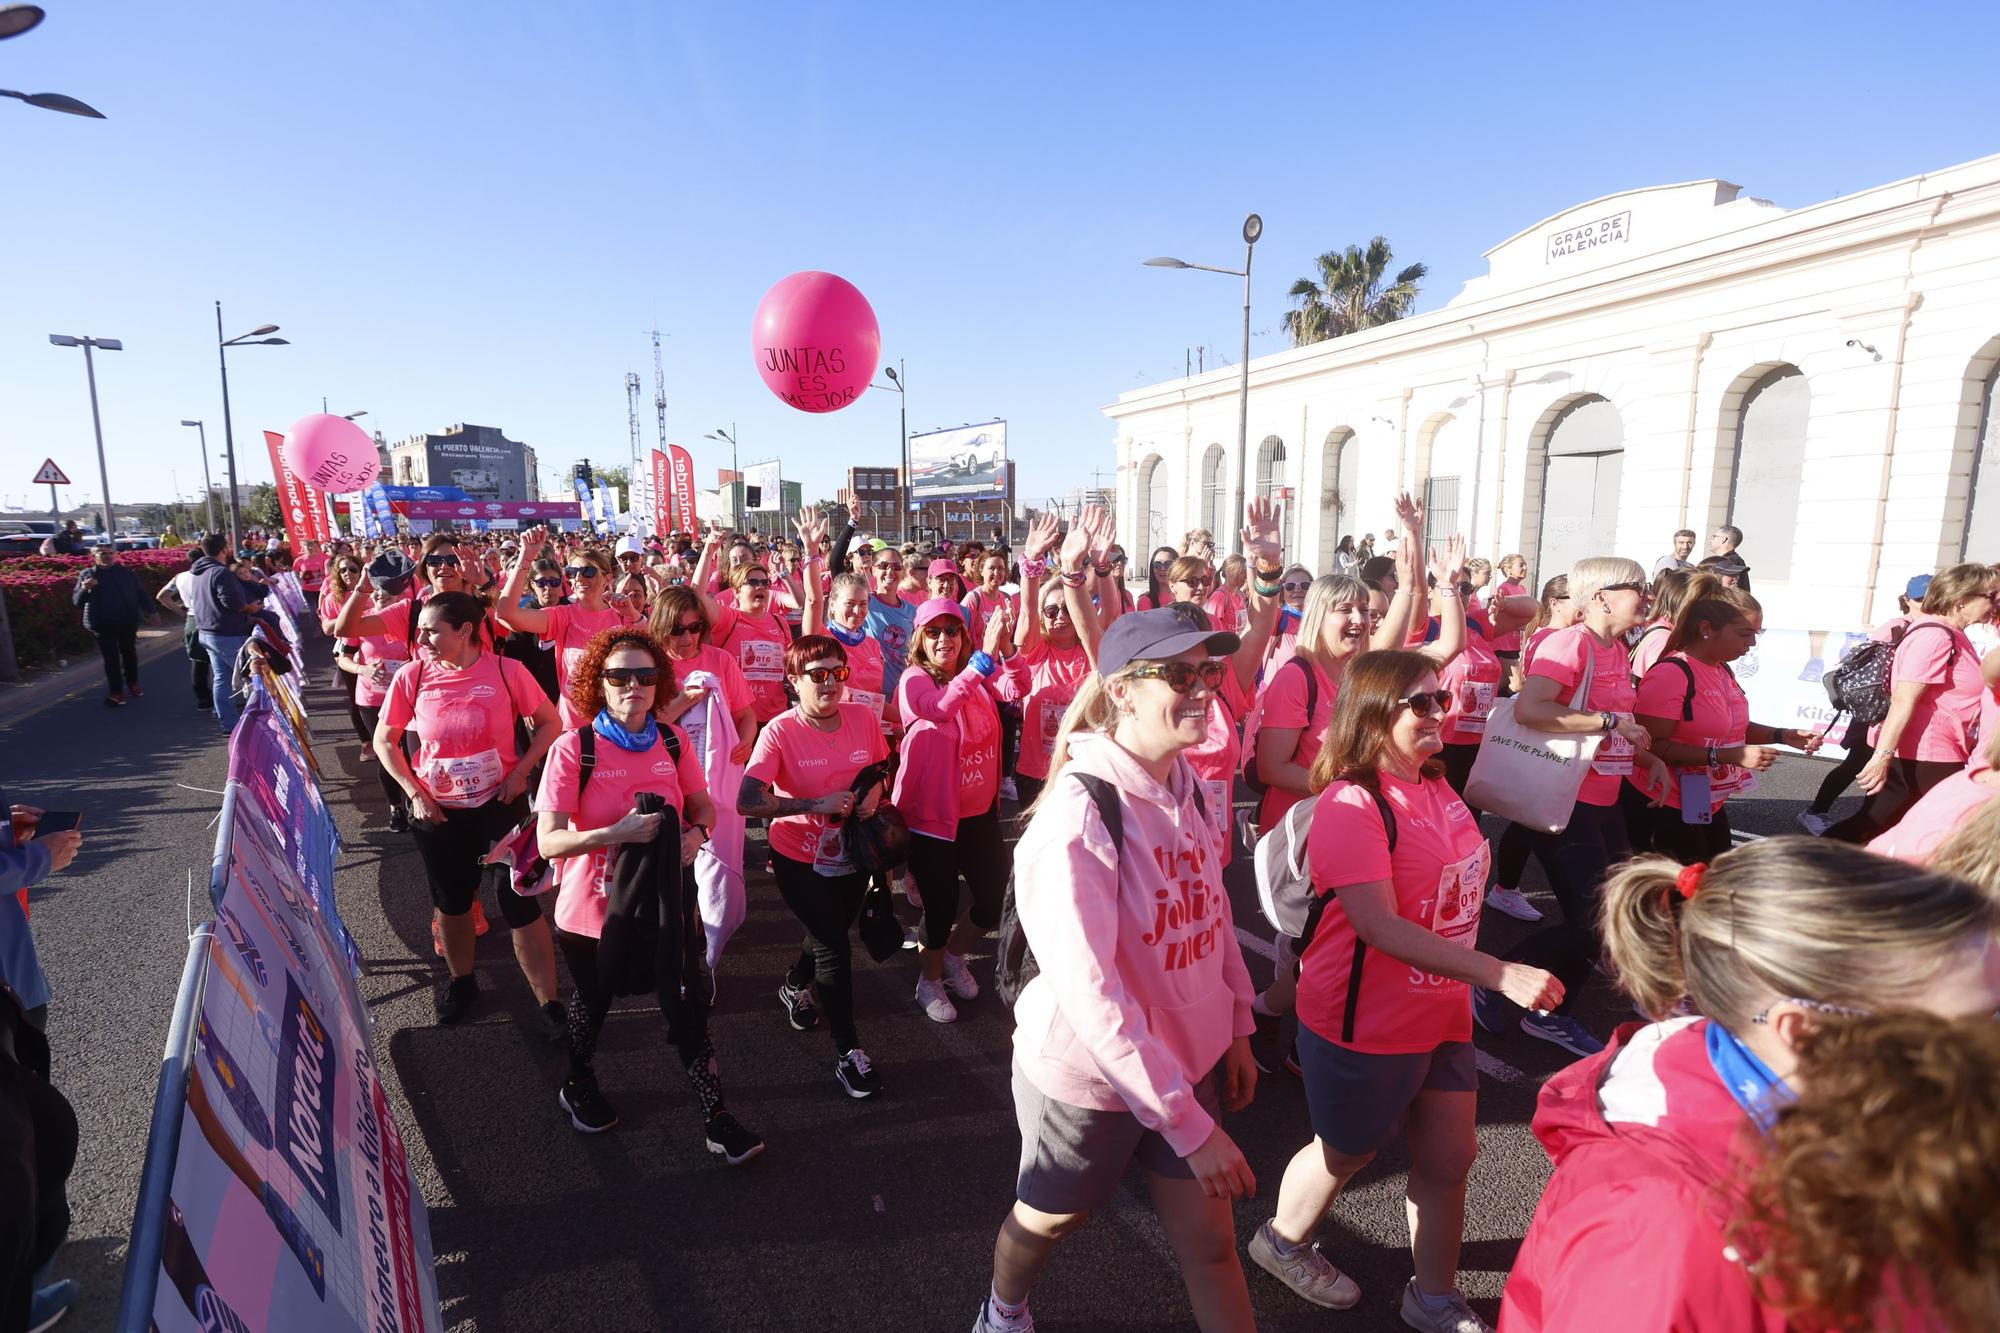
[1138,453,1168,551]
[1726,365,1808,584]
[1536,395,1624,582]
[1255,435,1294,552]
[1200,444,1226,540]
[1965,361,2000,560]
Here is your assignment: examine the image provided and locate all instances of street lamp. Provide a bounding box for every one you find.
[1145,212,1261,553]
[215,302,289,550]
[179,420,216,534]
[704,426,739,531]
[48,334,122,543]
[0,5,105,117]
[880,361,910,541]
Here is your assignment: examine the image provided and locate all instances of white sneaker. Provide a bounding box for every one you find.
[901,872,923,908]
[972,1298,1034,1332]
[1399,1279,1492,1333]
[916,976,958,1023]
[999,776,1020,803]
[1795,810,1834,836]
[941,951,980,1000]
[1247,1220,1361,1309]
[1484,886,1543,922]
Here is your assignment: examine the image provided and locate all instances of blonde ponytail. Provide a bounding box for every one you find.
[1599,856,1691,1020]
[1025,670,1127,820]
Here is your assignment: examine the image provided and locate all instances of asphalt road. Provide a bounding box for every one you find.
[15,636,1860,1332]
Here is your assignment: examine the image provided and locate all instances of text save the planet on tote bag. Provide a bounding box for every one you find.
[1462,640,1602,834]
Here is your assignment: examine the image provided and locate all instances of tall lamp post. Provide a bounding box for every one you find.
[704,426,740,532]
[214,303,289,550]
[878,361,909,541]
[178,419,216,534]
[0,4,105,118]
[1145,212,1262,553]
[48,334,121,541]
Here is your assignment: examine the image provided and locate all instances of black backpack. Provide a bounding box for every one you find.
[1647,656,1733,722]
[1822,622,1955,726]
[577,722,681,796]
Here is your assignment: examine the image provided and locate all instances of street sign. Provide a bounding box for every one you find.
[31,458,70,486]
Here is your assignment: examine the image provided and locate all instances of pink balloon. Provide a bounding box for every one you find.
[281,413,379,493]
[751,271,881,413]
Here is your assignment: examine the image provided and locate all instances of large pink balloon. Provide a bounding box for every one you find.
[282,413,379,493]
[751,271,881,413]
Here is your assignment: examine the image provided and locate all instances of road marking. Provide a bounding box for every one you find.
[1234,927,1277,962]
[1731,830,1763,844]
[1475,1050,1532,1086]
[872,1194,885,1214]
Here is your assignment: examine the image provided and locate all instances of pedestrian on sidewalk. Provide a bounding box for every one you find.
[71,546,152,707]
[189,533,257,730]
[155,556,213,712]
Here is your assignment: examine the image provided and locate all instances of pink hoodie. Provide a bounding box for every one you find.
[892,660,1002,838]
[1010,734,1256,1157]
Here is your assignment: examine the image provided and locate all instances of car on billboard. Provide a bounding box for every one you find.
[914,432,1006,490]
[449,467,498,495]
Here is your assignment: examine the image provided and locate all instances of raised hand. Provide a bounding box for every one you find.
[1025,511,1061,562]
[983,601,1015,656]
[517,525,549,563]
[1428,534,1466,592]
[1059,512,1095,572]
[1241,496,1281,566]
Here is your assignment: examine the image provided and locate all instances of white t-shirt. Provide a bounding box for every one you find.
[169,569,198,611]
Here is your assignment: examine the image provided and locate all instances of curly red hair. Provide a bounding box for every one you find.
[566,627,674,718]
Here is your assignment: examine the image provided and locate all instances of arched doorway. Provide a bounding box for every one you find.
[1535,395,1624,580]
[1725,366,1808,582]
[1137,452,1168,552]
[1317,427,1357,573]
[1199,444,1227,539]
[1963,356,2000,560]
[1255,434,1294,551]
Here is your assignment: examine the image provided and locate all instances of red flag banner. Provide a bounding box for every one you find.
[650,449,672,535]
[670,446,698,532]
[263,430,334,549]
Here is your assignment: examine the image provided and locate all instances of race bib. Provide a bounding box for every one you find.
[1412,845,1488,986]
[1454,679,1497,733]
[741,638,784,680]
[428,747,504,808]
[1036,692,1073,758]
[848,687,886,719]
[811,820,853,876]
[1203,778,1232,846]
[1592,714,1636,776]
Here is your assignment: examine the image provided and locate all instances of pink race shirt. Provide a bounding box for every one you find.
[744,704,890,869]
[535,725,708,937]
[1635,654,1750,811]
[1256,656,1339,828]
[663,643,754,718]
[1528,625,1638,807]
[352,627,412,709]
[961,587,1011,641]
[1868,768,2000,863]
[542,603,631,726]
[1871,618,1983,763]
[1301,773,1489,1053]
[382,652,550,808]
[1628,620,1673,682]
[1439,626,1503,745]
[1207,586,1248,634]
[1183,673,1252,857]
[1491,580,1528,653]
[1011,642,1092,781]
[840,634,889,720]
[712,604,792,722]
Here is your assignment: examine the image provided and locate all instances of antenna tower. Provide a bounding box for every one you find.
[624,371,644,502]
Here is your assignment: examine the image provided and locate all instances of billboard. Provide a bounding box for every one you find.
[909,420,1007,499]
[412,427,534,502]
[743,460,783,512]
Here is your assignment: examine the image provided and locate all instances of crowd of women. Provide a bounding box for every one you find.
[299,502,1999,1333]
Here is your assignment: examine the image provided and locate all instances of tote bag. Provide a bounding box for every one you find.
[1462,641,1602,834]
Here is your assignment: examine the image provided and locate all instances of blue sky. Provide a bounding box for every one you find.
[4,1,1997,522]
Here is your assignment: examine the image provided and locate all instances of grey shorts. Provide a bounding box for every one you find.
[1295,1024,1477,1157]
[1012,1061,1222,1215]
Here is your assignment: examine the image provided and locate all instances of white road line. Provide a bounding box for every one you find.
[1731,829,1764,843]
[1475,1050,1533,1086]
[1234,927,1277,962]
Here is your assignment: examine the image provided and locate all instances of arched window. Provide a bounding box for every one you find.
[1964,361,2000,560]
[1317,428,1357,573]
[1535,395,1624,580]
[1255,434,1294,551]
[1137,452,1168,551]
[1726,366,1808,583]
[1200,444,1227,538]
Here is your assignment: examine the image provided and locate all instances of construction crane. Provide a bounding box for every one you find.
[649,326,669,453]
[624,371,644,531]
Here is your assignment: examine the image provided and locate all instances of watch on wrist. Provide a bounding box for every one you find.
[1599,711,1617,733]
[1705,745,1720,768]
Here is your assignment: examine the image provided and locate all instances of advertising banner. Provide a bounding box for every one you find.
[378,485,470,503]
[909,421,1007,499]
[594,482,618,534]
[670,446,697,532]
[1734,627,1866,761]
[263,431,335,550]
[743,460,782,512]
[363,484,398,539]
[650,449,672,535]
[394,500,576,521]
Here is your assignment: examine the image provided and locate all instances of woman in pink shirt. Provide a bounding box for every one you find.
[960,552,1014,643]
[646,587,757,761]
[1828,561,2000,843]
[1490,553,1529,692]
[494,528,640,726]
[795,508,893,727]
[1485,574,1578,923]
[739,634,891,1100]
[690,530,794,727]
[534,628,762,1163]
[1208,554,1249,634]
[1627,566,1707,683]
[997,521,1092,810]
[974,608,1259,1333]
[374,591,563,1027]
[1250,650,1562,1329]
[342,566,421,831]
[1868,731,2000,863]
[897,597,1013,1024]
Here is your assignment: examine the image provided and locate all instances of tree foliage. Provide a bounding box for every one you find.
[1283,237,1427,347]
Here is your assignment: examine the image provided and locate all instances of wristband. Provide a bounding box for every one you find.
[1438,588,1460,600]
[1060,569,1087,588]
[1599,711,1617,733]
[1021,556,1049,579]
[691,822,710,840]
[1253,581,1282,597]
[1253,562,1284,581]
[969,650,998,677]
[1705,745,1720,768]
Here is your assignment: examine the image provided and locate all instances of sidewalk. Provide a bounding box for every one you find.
[0,623,188,728]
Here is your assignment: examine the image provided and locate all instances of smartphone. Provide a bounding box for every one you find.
[1678,774,1713,825]
[33,810,82,835]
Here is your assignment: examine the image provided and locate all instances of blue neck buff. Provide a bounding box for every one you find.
[1706,1021,1795,1133]
[828,621,866,647]
[593,707,660,753]
[1278,606,1302,629]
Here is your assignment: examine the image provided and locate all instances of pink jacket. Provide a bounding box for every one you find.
[1010,735,1256,1156]
[892,660,1000,838]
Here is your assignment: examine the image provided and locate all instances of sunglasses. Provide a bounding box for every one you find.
[743,577,772,589]
[799,665,851,686]
[532,577,564,589]
[1176,577,1215,592]
[1281,579,1312,592]
[1041,603,1068,620]
[1128,659,1228,694]
[425,554,461,568]
[668,619,705,638]
[921,622,965,639]
[602,667,660,687]
[565,566,600,579]
[1399,689,1455,718]
[1151,559,1174,569]
[1599,582,1648,596]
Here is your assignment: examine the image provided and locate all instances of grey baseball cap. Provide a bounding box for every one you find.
[1098,604,1240,677]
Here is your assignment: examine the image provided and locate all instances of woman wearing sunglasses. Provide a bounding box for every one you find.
[497,557,565,709]
[494,529,638,727]
[319,556,375,752]
[332,562,425,832]
[993,515,1079,810]
[1135,545,1183,612]
[739,635,891,1098]
[1503,840,2000,1332]
[532,628,763,1163]
[1473,557,1671,1058]
[975,607,1259,1333]
[896,596,1014,1023]
[690,529,795,727]
[1250,650,1562,1331]
[332,533,504,658]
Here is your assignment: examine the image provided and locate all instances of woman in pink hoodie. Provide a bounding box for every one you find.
[1501,839,2000,1332]
[973,607,1260,1333]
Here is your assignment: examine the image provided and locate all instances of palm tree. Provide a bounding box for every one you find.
[1283,237,1428,347]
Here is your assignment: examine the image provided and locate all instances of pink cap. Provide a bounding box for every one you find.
[914,596,966,628]
[926,558,958,579]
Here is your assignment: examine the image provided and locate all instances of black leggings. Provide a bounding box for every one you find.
[95,628,139,694]
[909,805,1009,950]
[0,1056,76,1332]
[355,705,408,814]
[1647,802,1732,865]
[1491,801,1629,1018]
[770,850,870,1054]
[1441,743,1479,817]
[342,666,372,748]
[1826,757,1962,845]
[407,795,542,924]
[1809,717,1873,815]
[555,928,723,1122]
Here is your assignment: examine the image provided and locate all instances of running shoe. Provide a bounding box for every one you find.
[901,872,923,909]
[1484,886,1543,922]
[105,693,125,707]
[941,951,980,1001]
[27,1278,78,1333]
[559,1074,618,1133]
[128,682,143,697]
[999,776,1020,803]
[434,974,479,1025]
[1519,1011,1604,1057]
[1471,986,1507,1035]
[538,999,568,1042]
[1250,1009,1285,1075]
[972,1299,1035,1332]
[835,1047,881,1099]
[778,980,820,1031]
[388,806,409,834]
[1247,1219,1362,1309]
[703,1111,766,1165]
[471,899,491,937]
[916,975,959,1023]
[1795,810,1834,837]
[1399,1279,1493,1333]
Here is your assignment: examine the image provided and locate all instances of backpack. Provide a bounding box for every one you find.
[576,721,681,797]
[1822,622,1956,726]
[994,769,1204,1007]
[1240,656,1318,796]
[1253,784,1396,950]
[1647,656,1733,722]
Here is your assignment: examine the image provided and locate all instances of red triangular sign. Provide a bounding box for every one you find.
[31,458,71,486]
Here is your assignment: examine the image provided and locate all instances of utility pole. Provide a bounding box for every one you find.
[650,328,668,537]
[624,371,644,529]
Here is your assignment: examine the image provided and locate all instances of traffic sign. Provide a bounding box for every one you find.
[31,458,70,486]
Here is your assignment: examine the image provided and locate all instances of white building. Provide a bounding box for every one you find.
[1106,153,2000,642]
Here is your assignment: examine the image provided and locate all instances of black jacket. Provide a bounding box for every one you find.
[71,563,148,632]
[595,784,706,1040]
[189,555,252,635]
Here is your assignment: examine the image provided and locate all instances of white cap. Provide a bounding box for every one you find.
[616,534,643,556]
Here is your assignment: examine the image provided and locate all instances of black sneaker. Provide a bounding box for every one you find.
[538,1000,568,1042]
[778,980,820,1032]
[434,974,479,1025]
[835,1048,880,1100]
[388,806,410,834]
[558,1074,617,1133]
[1251,1009,1284,1075]
[703,1111,765,1165]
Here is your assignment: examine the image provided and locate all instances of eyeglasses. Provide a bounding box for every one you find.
[565,566,600,579]
[425,554,460,568]
[1281,580,1312,592]
[602,667,660,687]
[1041,603,1068,620]
[921,622,965,639]
[1128,659,1228,694]
[1399,690,1455,717]
[1598,582,1648,596]
[1151,559,1174,569]
[743,577,772,589]
[668,619,705,638]
[798,665,851,685]
[532,577,564,589]
[1175,577,1214,592]
[1109,555,1127,565]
